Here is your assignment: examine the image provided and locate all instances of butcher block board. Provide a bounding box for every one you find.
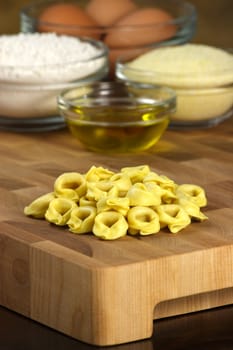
[0,118,233,346]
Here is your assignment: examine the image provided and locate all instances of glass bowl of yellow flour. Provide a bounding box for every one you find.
[116,44,233,129]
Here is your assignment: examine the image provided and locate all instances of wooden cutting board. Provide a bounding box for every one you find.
[0,118,233,346]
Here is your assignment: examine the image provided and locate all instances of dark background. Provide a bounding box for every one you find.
[0,0,232,47]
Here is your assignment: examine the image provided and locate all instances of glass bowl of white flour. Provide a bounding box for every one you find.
[0,33,108,132]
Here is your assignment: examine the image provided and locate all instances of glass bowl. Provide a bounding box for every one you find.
[57,81,176,153]
[116,45,233,129]
[20,0,197,75]
[0,34,108,132]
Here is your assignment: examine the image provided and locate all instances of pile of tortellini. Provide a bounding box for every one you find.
[24,165,208,240]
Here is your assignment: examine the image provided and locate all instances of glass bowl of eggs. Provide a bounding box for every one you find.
[57,81,176,153]
[20,0,197,75]
[116,44,233,129]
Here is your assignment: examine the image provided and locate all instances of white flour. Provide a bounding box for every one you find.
[0,33,106,83]
[0,33,107,118]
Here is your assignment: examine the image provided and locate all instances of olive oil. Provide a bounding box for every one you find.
[59,81,176,153]
[66,104,169,153]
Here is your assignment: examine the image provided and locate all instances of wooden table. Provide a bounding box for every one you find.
[0,117,233,346]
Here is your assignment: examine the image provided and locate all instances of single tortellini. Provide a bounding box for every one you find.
[144,182,176,204]
[127,183,161,206]
[54,172,86,201]
[93,180,114,192]
[160,188,177,204]
[97,196,130,216]
[121,165,150,184]
[24,192,55,219]
[109,173,132,195]
[68,206,97,234]
[86,182,108,201]
[45,198,77,226]
[176,192,208,221]
[93,211,128,240]
[127,206,160,236]
[108,185,122,198]
[155,204,191,233]
[79,196,96,207]
[176,184,207,207]
[85,166,114,182]
[144,172,176,191]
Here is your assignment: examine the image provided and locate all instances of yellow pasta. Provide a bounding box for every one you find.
[85,166,114,182]
[175,192,208,221]
[109,173,132,195]
[155,204,191,233]
[127,206,160,236]
[86,182,108,201]
[145,181,177,204]
[93,211,128,240]
[24,164,208,240]
[45,198,77,226]
[68,206,97,234]
[97,196,130,216]
[24,192,55,219]
[160,188,177,204]
[93,180,113,192]
[54,172,86,201]
[108,185,121,198]
[176,184,207,207]
[121,165,150,184]
[144,172,176,191]
[127,183,161,206]
[79,196,96,207]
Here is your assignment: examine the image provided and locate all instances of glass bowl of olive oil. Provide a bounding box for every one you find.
[57,81,176,153]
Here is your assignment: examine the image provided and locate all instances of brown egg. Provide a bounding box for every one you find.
[86,0,137,26]
[38,3,100,39]
[105,7,177,48]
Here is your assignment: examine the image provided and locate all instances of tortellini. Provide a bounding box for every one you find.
[121,165,150,184]
[127,183,161,207]
[93,211,128,240]
[176,184,207,208]
[97,196,130,216]
[68,206,97,234]
[24,192,55,219]
[24,165,208,240]
[155,204,191,234]
[127,206,160,236]
[45,198,77,226]
[54,172,86,201]
[175,190,208,221]
[85,166,114,182]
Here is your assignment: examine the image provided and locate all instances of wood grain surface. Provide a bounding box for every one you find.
[0,118,233,346]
